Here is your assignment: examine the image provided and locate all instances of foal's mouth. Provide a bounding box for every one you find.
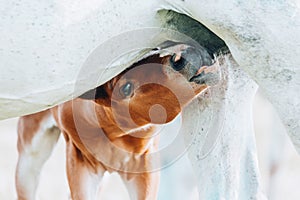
[190,62,220,86]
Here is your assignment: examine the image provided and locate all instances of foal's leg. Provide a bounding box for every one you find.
[119,169,160,200]
[65,141,105,200]
[15,110,60,200]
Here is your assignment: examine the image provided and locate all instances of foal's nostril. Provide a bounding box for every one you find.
[170,54,187,71]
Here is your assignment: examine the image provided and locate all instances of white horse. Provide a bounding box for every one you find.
[0,0,299,199]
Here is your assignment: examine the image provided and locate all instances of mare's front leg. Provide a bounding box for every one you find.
[65,140,105,200]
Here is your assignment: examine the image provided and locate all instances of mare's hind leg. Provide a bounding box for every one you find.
[15,110,60,200]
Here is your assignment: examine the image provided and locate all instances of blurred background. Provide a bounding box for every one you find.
[0,89,299,199]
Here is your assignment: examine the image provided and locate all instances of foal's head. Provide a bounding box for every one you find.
[80,44,219,133]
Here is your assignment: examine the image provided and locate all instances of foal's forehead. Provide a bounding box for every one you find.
[115,54,167,79]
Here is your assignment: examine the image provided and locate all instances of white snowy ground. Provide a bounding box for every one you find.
[0,90,299,199]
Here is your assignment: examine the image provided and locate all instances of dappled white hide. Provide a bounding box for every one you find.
[0,0,168,119]
[1,1,299,153]
[182,54,266,199]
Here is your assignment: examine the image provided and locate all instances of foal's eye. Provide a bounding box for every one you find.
[120,82,134,98]
[170,54,187,71]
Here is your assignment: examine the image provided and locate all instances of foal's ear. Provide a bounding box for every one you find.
[78,85,108,100]
[78,86,111,106]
